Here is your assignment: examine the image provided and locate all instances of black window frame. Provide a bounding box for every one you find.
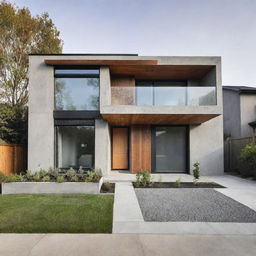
[54,66,100,117]
[54,119,96,172]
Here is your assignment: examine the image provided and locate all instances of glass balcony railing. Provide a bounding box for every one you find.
[111,86,216,106]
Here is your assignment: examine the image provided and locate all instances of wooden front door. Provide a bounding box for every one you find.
[112,127,129,170]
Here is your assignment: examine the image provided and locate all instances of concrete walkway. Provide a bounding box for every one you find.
[113,175,256,234]
[0,233,256,256]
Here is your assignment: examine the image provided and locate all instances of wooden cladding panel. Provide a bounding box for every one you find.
[110,65,214,80]
[0,144,27,176]
[111,76,136,105]
[102,114,219,126]
[112,128,129,170]
[130,125,151,173]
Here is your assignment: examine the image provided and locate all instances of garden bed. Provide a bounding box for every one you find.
[133,182,225,188]
[1,180,102,194]
[100,182,115,193]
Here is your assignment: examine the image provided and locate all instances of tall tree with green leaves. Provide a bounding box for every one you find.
[0,1,63,106]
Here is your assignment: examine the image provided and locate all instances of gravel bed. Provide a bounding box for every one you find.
[135,188,256,222]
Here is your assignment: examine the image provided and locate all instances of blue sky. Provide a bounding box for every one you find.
[10,0,256,86]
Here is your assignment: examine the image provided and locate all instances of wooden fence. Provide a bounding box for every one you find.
[224,136,254,172]
[0,144,27,176]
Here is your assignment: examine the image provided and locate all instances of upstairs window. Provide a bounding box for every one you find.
[54,68,99,110]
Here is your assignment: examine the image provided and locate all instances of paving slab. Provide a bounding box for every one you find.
[0,234,256,256]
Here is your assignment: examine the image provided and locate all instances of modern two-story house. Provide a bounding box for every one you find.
[28,54,224,176]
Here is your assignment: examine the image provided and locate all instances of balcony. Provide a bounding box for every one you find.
[111,86,216,106]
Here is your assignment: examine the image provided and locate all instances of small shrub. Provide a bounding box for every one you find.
[0,172,6,183]
[240,143,256,178]
[193,162,200,180]
[56,175,65,183]
[39,169,47,178]
[25,170,34,181]
[5,174,21,183]
[85,169,102,182]
[175,178,181,187]
[32,173,41,182]
[135,171,151,187]
[42,175,51,182]
[48,168,59,179]
[78,166,84,174]
[71,175,79,182]
[66,168,76,181]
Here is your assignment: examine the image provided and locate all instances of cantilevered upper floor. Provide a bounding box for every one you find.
[30,54,222,125]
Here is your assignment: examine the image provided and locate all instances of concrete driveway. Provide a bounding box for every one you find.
[113,175,256,234]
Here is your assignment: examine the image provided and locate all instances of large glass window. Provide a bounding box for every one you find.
[55,69,99,110]
[56,125,95,169]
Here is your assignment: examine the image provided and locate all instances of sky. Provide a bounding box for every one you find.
[9,0,256,87]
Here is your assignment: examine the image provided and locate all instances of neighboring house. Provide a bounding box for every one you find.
[223,86,256,139]
[28,54,223,176]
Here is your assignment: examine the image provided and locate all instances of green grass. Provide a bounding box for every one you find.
[0,194,114,233]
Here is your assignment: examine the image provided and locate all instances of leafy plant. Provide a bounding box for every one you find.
[48,168,59,179]
[65,168,76,181]
[39,169,47,179]
[175,178,181,187]
[71,175,79,182]
[32,173,40,182]
[193,162,200,180]
[135,171,151,187]
[0,171,6,183]
[42,175,51,182]
[85,169,102,182]
[78,166,84,174]
[25,170,34,181]
[240,143,256,178]
[56,176,65,183]
[5,174,21,183]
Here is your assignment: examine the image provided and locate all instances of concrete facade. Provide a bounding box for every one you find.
[28,55,224,176]
[223,86,256,138]
[28,56,55,171]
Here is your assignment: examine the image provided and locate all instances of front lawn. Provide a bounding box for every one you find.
[0,194,113,233]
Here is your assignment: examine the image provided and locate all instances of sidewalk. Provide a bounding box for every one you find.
[0,233,256,256]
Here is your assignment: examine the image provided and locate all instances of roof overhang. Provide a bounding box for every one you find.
[44,59,158,66]
[101,113,220,125]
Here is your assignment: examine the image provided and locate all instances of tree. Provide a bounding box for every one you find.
[0,103,27,144]
[0,1,63,106]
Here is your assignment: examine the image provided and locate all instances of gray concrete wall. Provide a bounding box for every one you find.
[100,66,111,108]
[223,89,241,138]
[28,56,54,172]
[240,94,256,137]
[189,61,223,175]
[189,116,224,175]
[95,119,111,176]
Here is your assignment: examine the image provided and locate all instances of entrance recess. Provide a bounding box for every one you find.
[112,127,129,170]
[153,126,187,173]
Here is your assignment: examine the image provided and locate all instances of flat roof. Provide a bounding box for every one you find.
[29,53,139,56]
[223,86,256,94]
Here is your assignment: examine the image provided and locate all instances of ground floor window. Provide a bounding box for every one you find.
[55,125,94,170]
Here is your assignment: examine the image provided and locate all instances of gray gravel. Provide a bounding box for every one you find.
[135,188,256,222]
